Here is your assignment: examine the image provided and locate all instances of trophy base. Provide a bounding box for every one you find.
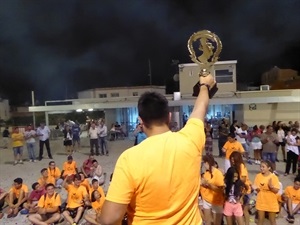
[192,82,218,99]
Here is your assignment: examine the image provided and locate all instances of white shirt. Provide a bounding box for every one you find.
[277,129,285,142]
[24,130,36,143]
[236,128,247,144]
[286,134,299,155]
[99,125,107,137]
[89,127,99,139]
[36,126,50,141]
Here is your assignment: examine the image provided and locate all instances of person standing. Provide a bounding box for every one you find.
[284,128,300,176]
[277,124,287,162]
[99,119,108,156]
[204,121,213,155]
[72,122,81,152]
[89,122,100,156]
[63,125,73,154]
[100,74,214,224]
[11,127,25,165]
[24,124,37,162]
[218,121,229,157]
[2,126,10,149]
[36,122,52,161]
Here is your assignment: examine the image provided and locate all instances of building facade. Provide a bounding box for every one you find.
[0,99,10,121]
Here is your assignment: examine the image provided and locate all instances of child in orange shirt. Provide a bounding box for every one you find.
[60,155,78,181]
[284,176,300,223]
[200,155,225,225]
[252,160,280,225]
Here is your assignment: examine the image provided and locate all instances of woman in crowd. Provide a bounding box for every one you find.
[84,190,104,225]
[63,125,73,154]
[250,125,262,165]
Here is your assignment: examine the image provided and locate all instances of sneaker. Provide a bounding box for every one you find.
[20,209,29,215]
[286,214,295,223]
[247,160,252,165]
[33,160,37,162]
[19,160,23,164]
[13,161,18,166]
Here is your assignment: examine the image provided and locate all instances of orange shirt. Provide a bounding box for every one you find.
[200,168,225,206]
[65,184,88,209]
[254,172,280,212]
[106,118,205,225]
[89,186,105,200]
[223,141,245,159]
[9,184,29,199]
[80,179,90,192]
[37,176,55,187]
[239,164,252,194]
[37,192,61,210]
[62,161,77,176]
[284,186,300,204]
[48,167,61,180]
[92,198,105,213]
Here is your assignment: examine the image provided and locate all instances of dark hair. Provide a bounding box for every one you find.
[92,159,98,164]
[295,176,300,183]
[261,160,273,172]
[224,167,245,200]
[91,190,101,202]
[49,161,55,165]
[92,179,98,184]
[202,155,215,178]
[137,92,169,128]
[40,168,47,174]
[229,151,244,175]
[45,183,55,190]
[228,133,236,139]
[291,128,298,133]
[32,182,39,190]
[253,125,258,131]
[14,178,23,184]
[73,174,81,181]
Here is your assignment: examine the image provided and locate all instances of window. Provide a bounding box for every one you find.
[111,93,119,97]
[215,69,233,83]
[132,92,138,96]
[99,94,107,98]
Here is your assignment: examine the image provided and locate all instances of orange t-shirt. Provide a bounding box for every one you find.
[106,118,205,225]
[239,164,252,194]
[65,184,88,209]
[254,172,280,212]
[91,198,105,213]
[9,184,29,199]
[62,161,77,176]
[80,179,90,192]
[200,168,225,206]
[37,176,55,187]
[284,186,300,204]
[48,167,61,180]
[89,186,105,200]
[38,193,61,210]
[223,141,245,159]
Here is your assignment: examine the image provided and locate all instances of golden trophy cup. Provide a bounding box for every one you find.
[187,30,222,98]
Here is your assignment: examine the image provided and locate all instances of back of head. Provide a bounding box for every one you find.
[138,92,169,128]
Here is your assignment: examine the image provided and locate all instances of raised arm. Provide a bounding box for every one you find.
[189,74,215,122]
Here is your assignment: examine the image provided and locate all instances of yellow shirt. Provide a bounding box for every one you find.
[62,161,77,176]
[38,192,61,210]
[91,198,105,213]
[240,164,252,194]
[80,179,90,192]
[106,118,205,225]
[254,173,280,212]
[48,167,61,180]
[66,184,88,209]
[89,186,105,200]
[223,141,245,159]
[284,186,300,204]
[11,133,24,147]
[37,176,56,187]
[201,168,225,206]
[9,184,29,199]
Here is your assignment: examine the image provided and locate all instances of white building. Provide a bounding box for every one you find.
[0,99,10,121]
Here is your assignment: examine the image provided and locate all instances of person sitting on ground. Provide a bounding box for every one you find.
[81,154,95,178]
[283,176,300,223]
[37,168,55,189]
[6,177,29,218]
[84,190,104,225]
[28,183,62,225]
[62,174,90,225]
[78,172,90,193]
[21,182,46,215]
[89,179,105,201]
[48,161,63,188]
[0,187,8,219]
[91,160,105,185]
[61,155,78,181]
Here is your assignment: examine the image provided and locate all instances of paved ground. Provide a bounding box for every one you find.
[0,136,299,225]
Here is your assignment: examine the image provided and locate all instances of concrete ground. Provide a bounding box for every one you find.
[0,136,299,225]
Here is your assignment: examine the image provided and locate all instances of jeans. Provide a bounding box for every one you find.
[99,136,108,155]
[262,152,276,163]
[27,142,36,160]
[90,139,99,155]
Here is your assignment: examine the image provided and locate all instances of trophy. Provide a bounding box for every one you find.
[187,30,222,98]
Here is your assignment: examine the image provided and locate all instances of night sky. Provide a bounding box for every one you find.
[0,0,299,105]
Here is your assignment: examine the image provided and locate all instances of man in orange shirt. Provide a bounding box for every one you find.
[6,178,29,218]
[100,74,214,224]
[48,161,63,188]
[284,176,300,223]
[222,133,245,173]
[38,168,56,188]
[28,183,61,225]
[62,174,90,225]
[11,127,25,165]
[61,155,78,180]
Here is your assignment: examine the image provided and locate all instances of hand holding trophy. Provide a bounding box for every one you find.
[187,30,222,98]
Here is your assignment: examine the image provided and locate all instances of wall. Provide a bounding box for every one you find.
[243,102,300,126]
[179,61,237,96]
[104,109,117,131]
[0,99,10,121]
[78,90,93,99]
